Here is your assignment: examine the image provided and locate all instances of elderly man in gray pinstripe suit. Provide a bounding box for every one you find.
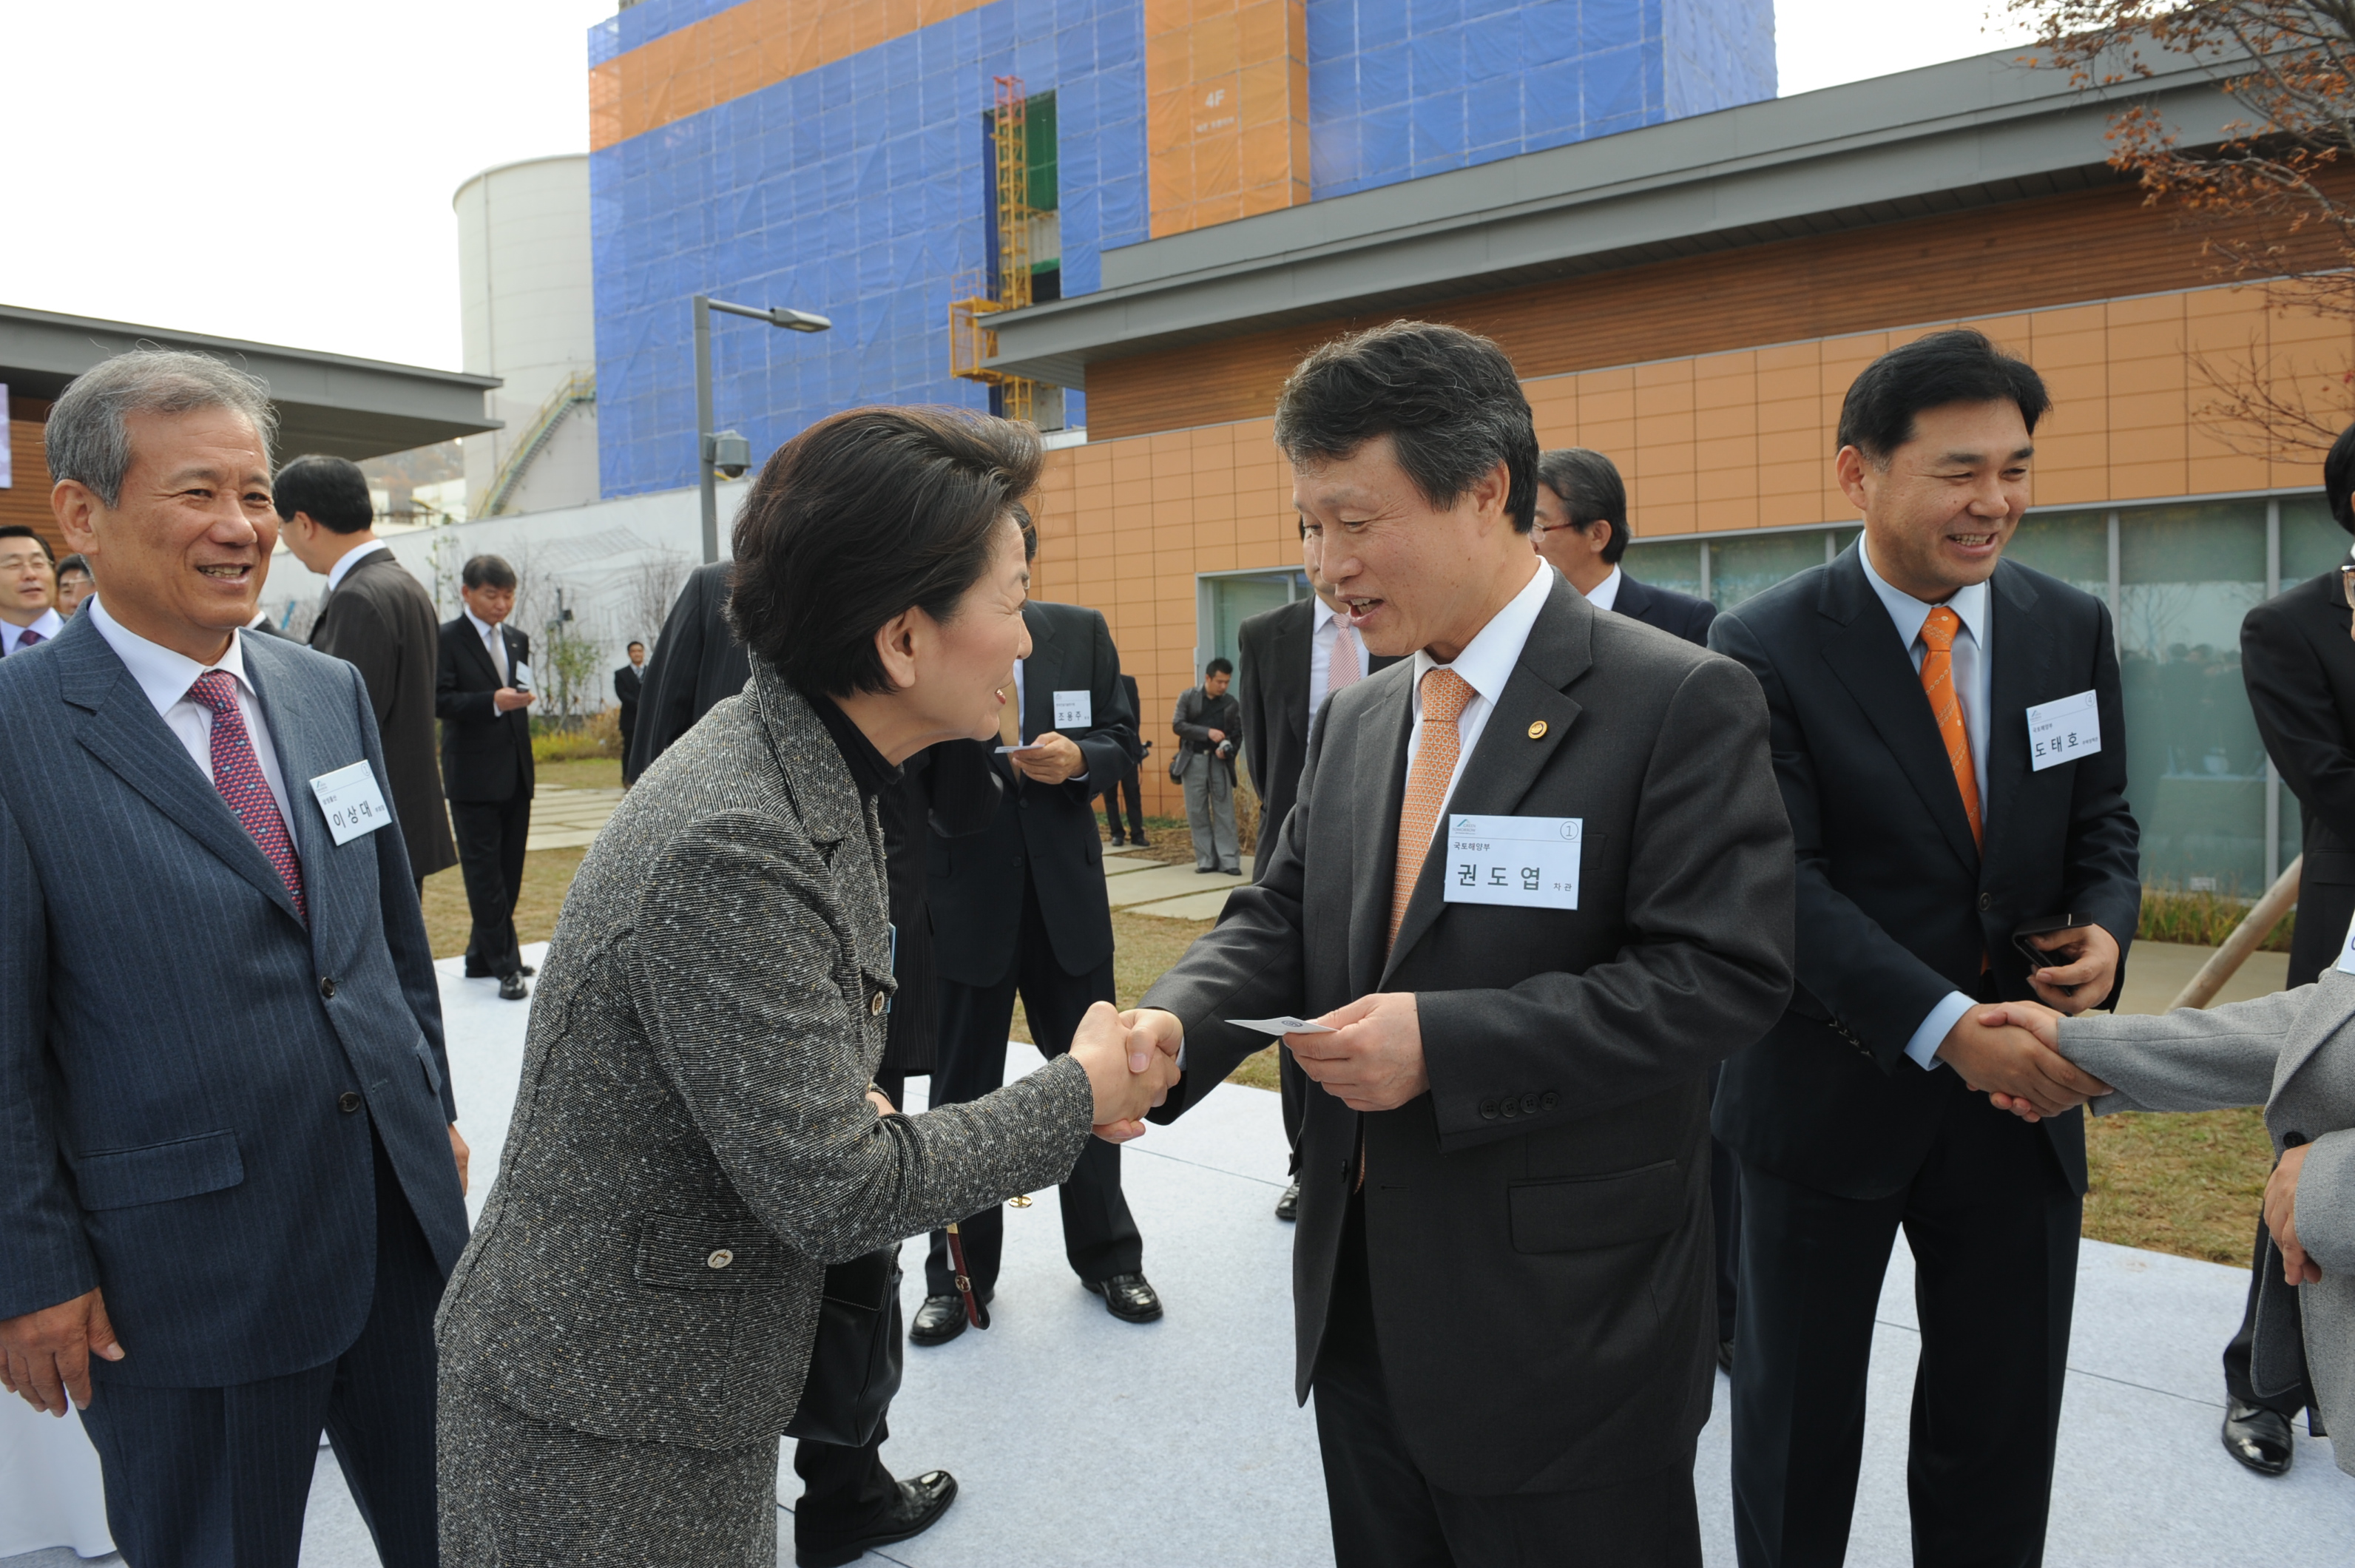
[0,351,470,1568]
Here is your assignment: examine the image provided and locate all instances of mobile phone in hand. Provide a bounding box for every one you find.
[2012,913,2093,990]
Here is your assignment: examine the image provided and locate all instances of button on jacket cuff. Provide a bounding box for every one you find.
[1905,990,1976,1072]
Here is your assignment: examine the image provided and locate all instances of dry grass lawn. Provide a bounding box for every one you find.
[442,851,2266,1266]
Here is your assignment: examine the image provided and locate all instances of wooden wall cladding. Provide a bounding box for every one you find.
[1083,180,2329,442]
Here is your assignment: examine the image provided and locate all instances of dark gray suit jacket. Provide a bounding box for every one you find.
[0,613,466,1386]
[309,547,458,879]
[1140,572,1794,1495]
[436,665,1095,1448]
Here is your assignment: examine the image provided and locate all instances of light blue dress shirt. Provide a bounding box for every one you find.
[1856,541,1993,1072]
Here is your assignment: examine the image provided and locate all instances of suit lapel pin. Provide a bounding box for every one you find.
[1527,720,1547,740]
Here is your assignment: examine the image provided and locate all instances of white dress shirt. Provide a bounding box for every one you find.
[464,608,510,684]
[1,607,64,657]
[1402,561,1552,814]
[324,538,390,595]
[87,597,297,837]
[1856,538,1995,1072]
[1581,564,1624,615]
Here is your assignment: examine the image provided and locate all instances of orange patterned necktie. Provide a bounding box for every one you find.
[1390,669,1475,951]
[1918,606,1981,848]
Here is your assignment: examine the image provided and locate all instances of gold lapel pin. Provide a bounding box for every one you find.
[1527,720,1548,740]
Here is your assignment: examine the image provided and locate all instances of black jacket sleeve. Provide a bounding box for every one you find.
[2245,597,2355,845]
[629,575,710,779]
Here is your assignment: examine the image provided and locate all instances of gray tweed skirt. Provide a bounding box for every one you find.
[437,1368,780,1566]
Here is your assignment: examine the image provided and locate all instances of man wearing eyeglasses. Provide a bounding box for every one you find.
[1529,448,1714,643]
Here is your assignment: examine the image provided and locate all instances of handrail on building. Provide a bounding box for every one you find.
[480,371,596,518]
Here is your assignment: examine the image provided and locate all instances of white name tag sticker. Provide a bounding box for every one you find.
[2337,910,2355,976]
[2027,689,2101,771]
[309,760,392,846]
[1053,689,1092,729]
[511,660,533,692]
[1443,815,1581,910]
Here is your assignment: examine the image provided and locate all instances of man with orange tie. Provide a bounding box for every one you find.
[1706,329,2138,1568]
[1124,322,1795,1566]
[1237,521,1401,1220]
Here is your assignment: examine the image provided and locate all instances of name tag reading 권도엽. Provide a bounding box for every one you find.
[309,760,393,846]
[1053,689,1092,729]
[1443,815,1581,910]
[2026,689,2101,772]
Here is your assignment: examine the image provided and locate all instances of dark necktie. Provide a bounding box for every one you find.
[188,671,307,922]
[11,628,42,653]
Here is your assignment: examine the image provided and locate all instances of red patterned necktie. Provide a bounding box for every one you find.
[14,629,41,651]
[188,670,307,922]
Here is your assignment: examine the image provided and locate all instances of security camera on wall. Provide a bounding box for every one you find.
[706,430,752,479]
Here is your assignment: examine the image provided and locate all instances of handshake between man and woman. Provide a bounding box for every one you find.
[1067,1001,1186,1140]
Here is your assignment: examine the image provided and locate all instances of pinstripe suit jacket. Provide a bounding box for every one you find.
[435,665,1095,1450]
[0,611,467,1387]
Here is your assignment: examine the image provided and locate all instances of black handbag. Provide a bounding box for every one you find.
[783,1246,904,1447]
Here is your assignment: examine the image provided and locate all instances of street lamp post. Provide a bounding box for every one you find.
[692,294,831,564]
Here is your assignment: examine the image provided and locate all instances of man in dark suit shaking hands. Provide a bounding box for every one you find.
[0,350,468,1567]
[436,555,535,1001]
[1126,322,1796,1566]
[1707,330,2138,1567]
[1530,447,1714,643]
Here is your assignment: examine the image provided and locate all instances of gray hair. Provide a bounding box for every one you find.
[44,350,278,509]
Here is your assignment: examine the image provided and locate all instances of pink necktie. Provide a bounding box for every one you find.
[189,671,306,923]
[1328,624,1362,698]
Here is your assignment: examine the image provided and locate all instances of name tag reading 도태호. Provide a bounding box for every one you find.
[1444,815,1581,910]
[309,760,392,846]
[2026,689,2101,772]
[1053,689,1092,729]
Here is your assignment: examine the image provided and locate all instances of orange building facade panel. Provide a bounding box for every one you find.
[1145,0,1310,237]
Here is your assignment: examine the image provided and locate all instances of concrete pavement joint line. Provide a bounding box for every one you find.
[1126,1143,1290,1189]
[1869,1314,2237,1410]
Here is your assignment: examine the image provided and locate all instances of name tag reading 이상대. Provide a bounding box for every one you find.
[2026,689,2101,772]
[1053,689,1092,729]
[1443,815,1581,910]
[309,760,392,846]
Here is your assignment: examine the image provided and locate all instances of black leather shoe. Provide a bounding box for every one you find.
[1717,1339,1735,1375]
[796,1470,959,1568]
[1274,1181,1300,1222]
[909,1294,968,1346]
[1085,1272,1163,1322]
[2223,1402,2294,1475]
[498,973,529,1001]
[516,963,537,977]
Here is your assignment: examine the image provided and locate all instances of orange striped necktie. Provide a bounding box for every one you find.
[1918,606,1981,848]
[1390,668,1476,951]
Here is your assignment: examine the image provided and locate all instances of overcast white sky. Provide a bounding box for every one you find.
[0,1,2032,374]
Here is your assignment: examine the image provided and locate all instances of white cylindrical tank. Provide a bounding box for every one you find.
[454,154,598,516]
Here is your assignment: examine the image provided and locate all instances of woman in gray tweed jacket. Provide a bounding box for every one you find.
[434,408,1177,1565]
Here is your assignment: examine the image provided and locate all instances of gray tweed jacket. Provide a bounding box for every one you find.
[434,666,1095,1450]
[2058,972,2355,1476]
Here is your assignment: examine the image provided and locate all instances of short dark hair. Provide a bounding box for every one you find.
[626,639,645,652]
[1012,500,1038,562]
[1537,448,1629,564]
[2325,419,2355,535]
[1837,328,2051,464]
[0,525,52,561]
[1206,657,1234,679]
[729,406,1041,697]
[272,453,374,532]
[55,552,90,579]
[462,555,517,591]
[1274,321,1538,534]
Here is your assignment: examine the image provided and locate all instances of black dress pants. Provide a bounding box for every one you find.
[1098,771,1146,842]
[78,1130,445,1568]
[1710,1061,1741,1346]
[1730,1089,2080,1568]
[449,791,530,976]
[1312,1195,1702,1568]
[925,876,1139,1297]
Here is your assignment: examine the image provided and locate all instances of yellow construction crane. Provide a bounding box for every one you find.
[949,75,1039,423]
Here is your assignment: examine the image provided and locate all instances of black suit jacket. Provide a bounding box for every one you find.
[1236,599,1403,878]
[2243,566,2355,982]
[310,549,458,879]
[1707,546,2141,1198]
[626,562,749,783]
[928,601,1138,986]
[435,615,534,804]
[1141,574,1794,1494]
[614,663,643,710]
[1611,572,1716,646]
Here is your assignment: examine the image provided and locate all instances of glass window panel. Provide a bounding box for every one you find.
[1622,539,1701,599]
[1828,525,1862,560]
[1712,530,1834,609]
[2007,510,2108,600]
[1204,572,1300,675]
[2280,493,2347,585]
[2116,501,2269,893]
